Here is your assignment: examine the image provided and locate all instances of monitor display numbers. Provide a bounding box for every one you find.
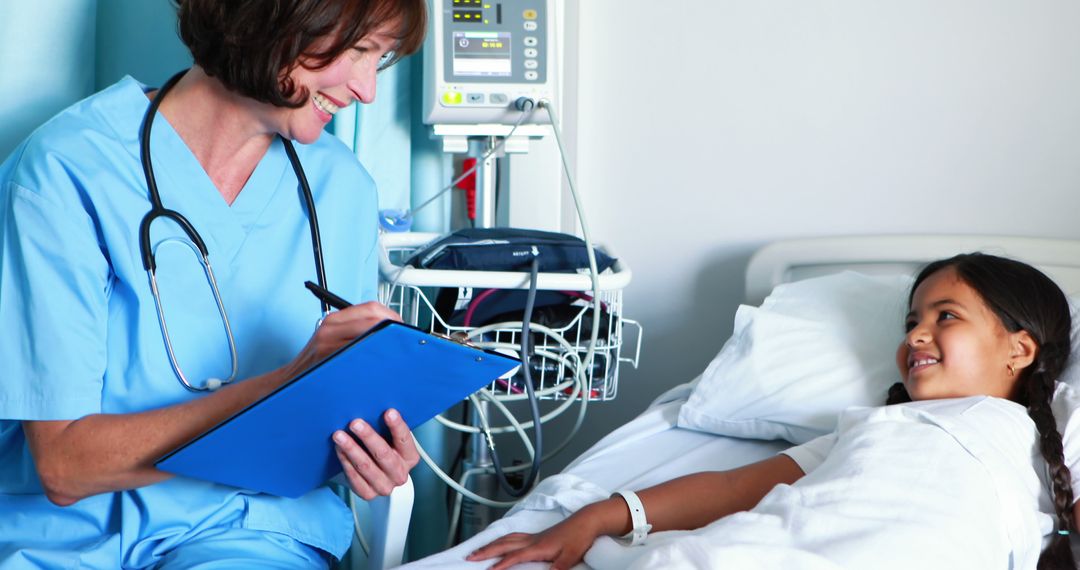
[452,32,512,77]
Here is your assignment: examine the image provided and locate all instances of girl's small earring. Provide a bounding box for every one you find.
[1007,363,1015,376]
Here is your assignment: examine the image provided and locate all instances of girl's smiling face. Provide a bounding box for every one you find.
[896,266,1035,402]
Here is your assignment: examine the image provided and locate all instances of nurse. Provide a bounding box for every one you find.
[0,0,425,568]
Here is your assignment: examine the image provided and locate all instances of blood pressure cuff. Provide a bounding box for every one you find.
[406,228,617,273]
[433,287,613,337]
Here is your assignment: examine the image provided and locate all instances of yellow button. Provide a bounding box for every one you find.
[523,9,538,20]
[442,91,463,105]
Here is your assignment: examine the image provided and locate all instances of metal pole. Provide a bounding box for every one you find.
[459,136,503,540]
[474,136,499,229]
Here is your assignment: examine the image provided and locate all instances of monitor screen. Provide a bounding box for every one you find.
[452,31,512,77]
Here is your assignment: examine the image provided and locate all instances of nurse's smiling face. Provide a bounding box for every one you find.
[268,22,399,144]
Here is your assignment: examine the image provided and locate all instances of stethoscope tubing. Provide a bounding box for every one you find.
[137,69,329,391]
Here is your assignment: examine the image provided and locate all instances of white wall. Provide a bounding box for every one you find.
[542,0,1080,472]
[94,0,192,89]
[0,1,96,158]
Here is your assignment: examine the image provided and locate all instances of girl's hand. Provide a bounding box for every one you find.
[466,513,602,570]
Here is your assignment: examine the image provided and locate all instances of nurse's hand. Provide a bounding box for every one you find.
[333,409,420,499]
[292,301,401,371]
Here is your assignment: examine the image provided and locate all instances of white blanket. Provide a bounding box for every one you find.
[612,398,1044,570]
[398,399,787,570]
[400,397,1048,569]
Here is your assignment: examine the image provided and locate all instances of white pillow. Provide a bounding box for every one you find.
[677,272,911,443]
[678,271,1080,444]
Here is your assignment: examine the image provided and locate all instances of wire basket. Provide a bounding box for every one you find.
[378,232,641,402]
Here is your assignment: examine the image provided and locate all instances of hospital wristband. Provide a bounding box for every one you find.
[612,490,652,546]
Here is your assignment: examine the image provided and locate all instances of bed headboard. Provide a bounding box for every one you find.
[745,235,1080,305]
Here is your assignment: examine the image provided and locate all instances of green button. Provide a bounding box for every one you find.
[442,91,463,105]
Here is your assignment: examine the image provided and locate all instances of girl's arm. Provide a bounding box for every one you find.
[467,454,805,570]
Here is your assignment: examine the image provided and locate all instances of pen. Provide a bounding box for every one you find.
[304,280,352,310]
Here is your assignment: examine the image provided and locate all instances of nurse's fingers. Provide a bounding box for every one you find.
[320,299,397,323]
[308,302,401,361]
[334,444,378,500]
[333,428,396,498]
[346,419,410,487]
[332,421,404,498]
[332,301,401,331]
[383,409,420,469]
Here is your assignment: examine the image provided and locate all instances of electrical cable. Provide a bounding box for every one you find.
[378,100,537,232]
[416,366,586,508]
[446,466,489,548]
[445,398,470,525]
[421,361,591,546]
[538,98,602,374]
[442,380,589,547]
[413,416,523,510]
[373,96,607,538]
[484,257,542,497]
[432,346,581,431]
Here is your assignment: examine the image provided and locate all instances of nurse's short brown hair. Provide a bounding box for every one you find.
[175,0,426,108]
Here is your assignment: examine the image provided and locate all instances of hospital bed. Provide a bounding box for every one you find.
[389,234,1080,569]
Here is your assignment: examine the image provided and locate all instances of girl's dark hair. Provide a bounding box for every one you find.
[175,0,427,108]
[887,253,1074,570]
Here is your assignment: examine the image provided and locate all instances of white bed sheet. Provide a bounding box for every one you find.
[398,386,790,569]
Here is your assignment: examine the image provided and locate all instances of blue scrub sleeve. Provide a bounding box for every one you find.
[0,181,109,420]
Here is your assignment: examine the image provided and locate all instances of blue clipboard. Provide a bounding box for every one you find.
[155,320,520,498]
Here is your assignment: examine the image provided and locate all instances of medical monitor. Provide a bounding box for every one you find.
[423,0,557,125]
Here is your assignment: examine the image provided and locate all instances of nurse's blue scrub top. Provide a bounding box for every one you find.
[0,77,380,567]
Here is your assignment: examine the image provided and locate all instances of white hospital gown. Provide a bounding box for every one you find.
[628,389,1080,570]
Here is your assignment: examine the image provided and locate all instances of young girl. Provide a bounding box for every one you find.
[467,253,1078,570]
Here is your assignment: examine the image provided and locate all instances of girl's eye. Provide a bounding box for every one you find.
[938,311,957,322]
[904,320,916,333]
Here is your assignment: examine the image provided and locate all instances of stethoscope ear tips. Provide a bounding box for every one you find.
[206,378,224,391]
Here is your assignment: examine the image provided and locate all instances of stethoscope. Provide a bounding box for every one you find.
[139,70,331,392]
